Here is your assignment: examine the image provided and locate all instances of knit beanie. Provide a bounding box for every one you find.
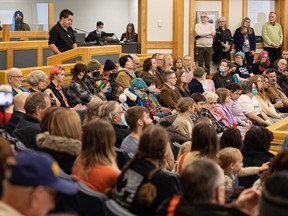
[235,51,245,60]
[193,67,205,78]
[104,59,116,71]
[87,59,101,71]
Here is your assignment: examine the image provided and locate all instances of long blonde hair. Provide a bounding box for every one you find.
[240,17,253,34]
[48,107,82,140]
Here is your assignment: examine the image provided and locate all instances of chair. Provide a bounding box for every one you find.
[76,181,109,216]
[115,147,130,169]
[172,142,181,159]
[105,199,136,216]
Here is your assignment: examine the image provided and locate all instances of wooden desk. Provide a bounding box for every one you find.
[77,42,141,54]
[267,118,288,155]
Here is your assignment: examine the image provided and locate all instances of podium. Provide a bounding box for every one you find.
[47,45,122,66]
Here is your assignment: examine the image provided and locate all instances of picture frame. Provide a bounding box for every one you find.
[196,11,219,29]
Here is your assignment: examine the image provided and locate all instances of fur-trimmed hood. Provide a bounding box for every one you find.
[36,132,81,156]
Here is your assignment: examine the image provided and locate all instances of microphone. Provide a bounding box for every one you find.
[74,27,104,46]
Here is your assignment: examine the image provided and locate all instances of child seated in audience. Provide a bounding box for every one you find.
[218,147,269,190]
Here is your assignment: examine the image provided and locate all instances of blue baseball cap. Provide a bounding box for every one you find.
[5,151,77,195]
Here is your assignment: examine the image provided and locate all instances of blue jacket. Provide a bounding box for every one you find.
[233,27,256,52]
[12,87,30,96]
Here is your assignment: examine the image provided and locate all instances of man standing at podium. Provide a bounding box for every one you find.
[49,9,77,54]
[85,21,106,43]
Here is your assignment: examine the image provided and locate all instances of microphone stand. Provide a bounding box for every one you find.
[74,27,105,46]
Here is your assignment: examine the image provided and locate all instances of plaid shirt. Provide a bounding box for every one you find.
[190,108,226,133]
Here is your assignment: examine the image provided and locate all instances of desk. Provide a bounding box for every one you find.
[77,42,140,54]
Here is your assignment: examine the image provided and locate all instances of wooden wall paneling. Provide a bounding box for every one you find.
[173,0,185,57]
[138,0,147,54]
[222,0,229,26]
[48,3,54,30]
[189,0,195,60]
[242,0,248,18]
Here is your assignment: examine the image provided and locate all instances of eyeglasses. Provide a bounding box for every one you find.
[169,77,177,80]
[209,102,217,105]
[11,76,23,79]
[200,16,207,18]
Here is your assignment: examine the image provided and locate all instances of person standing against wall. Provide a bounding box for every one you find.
[262,12,283,63]
[195,12,215,76]
[49,9,77,54]
[233,17,256,67]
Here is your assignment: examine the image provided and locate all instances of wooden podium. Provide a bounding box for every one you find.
[47,45,122,66]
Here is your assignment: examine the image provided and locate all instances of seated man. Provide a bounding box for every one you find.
[7,68,30,96]
[0,151,77,216]
[13,92,51,149]
[188,67,205,94]
[232,51,254,82]
[85,21,106,42]
[265,68,288,113]
[160,71,182,109]
[121,106,153,157]
[6,92,30,134]
[99,101,130,148]
[157,159,260,216]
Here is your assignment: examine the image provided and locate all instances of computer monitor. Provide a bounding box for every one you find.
[74,33,86,43]
[102,33,119,43]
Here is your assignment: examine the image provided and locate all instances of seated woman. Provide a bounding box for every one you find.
[120,23,138,42]
[141,57,164,90]
[36,107,82,174]
[249,75,282,122]
[111,125,180,215]
[202,91,227,133]
[124,78,147,107]
[163,54,173,71]
[225,83,252,127]
[115,55,136,89]
[27,70,60,106]
[237,80,273,126]
[171,57,183,72]
[201,68,215,92]
[175,70,191,97]
[46,66,70,108]
[73,119,120,193]
[215,88,238,127]
[172,97,194,138]
[252,50,271,75]
[141,75,174,120]
[67,63,93,107]
[108,83,129,111]
[174,122,219,174]
[94,76,111,101]
[240,126,274,188]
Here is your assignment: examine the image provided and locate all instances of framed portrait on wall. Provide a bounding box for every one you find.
[196,11,219,29]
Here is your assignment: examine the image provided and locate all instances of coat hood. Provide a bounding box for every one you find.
[36,132,81,155]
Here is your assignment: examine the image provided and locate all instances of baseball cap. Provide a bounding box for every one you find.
[5,151,77,195]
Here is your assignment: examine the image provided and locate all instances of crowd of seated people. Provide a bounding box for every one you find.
[2,48,288,216]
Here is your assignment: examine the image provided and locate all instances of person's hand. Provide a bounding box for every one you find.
[71,103,85,110]
[171,109,178,115]
[259,161,270,172]
[250,50,255,55]
[153,116,160,122]
[274,101,284,108]
[44,88,53,95]
[282,71,288,77]
[211,31,216,36]
[154,88,161,93]
[235,188,261,211]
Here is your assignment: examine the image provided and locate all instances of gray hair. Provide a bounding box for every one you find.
[27,70,48,87]
[203,91,219,103]
[99,101,119,123]
[241,80,253,94]
[7,67,22,79]
[218,16,226,23]
[24,92,49,115]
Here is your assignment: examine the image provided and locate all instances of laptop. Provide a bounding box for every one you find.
[102,33,120,43]
[74,33,86,43]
